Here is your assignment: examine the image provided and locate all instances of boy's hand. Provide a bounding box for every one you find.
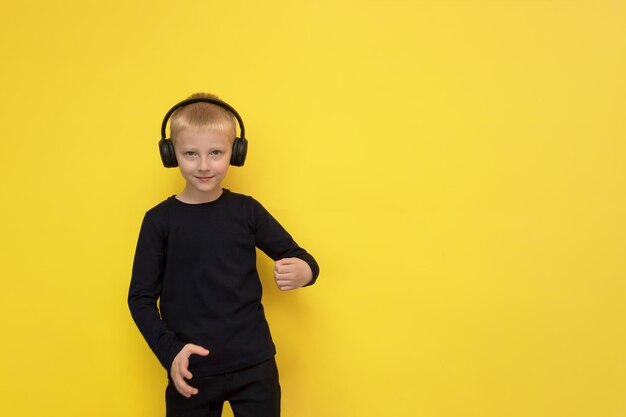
[274,257,313,291]
[170,344,209,398]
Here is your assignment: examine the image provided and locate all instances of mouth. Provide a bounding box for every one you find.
[195,176,214,182]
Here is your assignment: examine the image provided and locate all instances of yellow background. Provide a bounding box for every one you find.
[1,1,625,416]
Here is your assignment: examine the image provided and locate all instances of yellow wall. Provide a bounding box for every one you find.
[1,1,625,416]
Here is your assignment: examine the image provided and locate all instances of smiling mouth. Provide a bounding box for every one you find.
[195,176,214,180]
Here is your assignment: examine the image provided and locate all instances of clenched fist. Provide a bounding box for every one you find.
[274,257,313,291]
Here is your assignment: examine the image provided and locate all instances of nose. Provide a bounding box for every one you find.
[199,155,211,172]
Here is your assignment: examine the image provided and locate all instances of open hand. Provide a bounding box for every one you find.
[274,257,313,291]
[170,343,209,398]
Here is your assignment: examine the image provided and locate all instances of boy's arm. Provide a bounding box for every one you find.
[128,214,186,371]
[249,198,320,287]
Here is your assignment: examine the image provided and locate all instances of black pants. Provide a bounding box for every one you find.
[166,358,281,417]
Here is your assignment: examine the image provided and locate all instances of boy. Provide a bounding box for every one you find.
[128,93,319,417]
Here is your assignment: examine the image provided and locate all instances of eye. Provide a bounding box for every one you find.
[183,151,197,157]
[210,150,223,156]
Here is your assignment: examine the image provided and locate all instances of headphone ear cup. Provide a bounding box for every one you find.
[159,138,178,168]
[230,137,248,167]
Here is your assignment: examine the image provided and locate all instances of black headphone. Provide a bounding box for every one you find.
[158,97,248,168]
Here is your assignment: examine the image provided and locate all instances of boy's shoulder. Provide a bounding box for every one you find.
[144,195,175,217]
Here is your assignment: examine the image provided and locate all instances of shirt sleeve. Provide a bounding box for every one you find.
[248,197,320,286]
[128,213,186,371]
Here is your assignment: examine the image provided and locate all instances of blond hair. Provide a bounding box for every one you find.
[170,92,237,142]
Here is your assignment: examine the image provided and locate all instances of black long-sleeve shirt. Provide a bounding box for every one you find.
[128,189,319,376]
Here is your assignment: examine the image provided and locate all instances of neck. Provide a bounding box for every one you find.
[177,187,223,204]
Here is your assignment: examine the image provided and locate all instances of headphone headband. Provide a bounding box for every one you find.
[160,97,246,140]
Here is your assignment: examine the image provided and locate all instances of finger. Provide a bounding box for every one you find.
[275,264,295,274]
[175,378,199,397]
[276,281,295,291]
[277,257,297,265]
[275,258,299,270]
[186,344,210,356]
[173,357,193,380]
[173,361,196,392]
[274,273,295,283]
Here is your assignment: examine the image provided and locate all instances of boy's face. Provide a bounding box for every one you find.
[173,128,232,202]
